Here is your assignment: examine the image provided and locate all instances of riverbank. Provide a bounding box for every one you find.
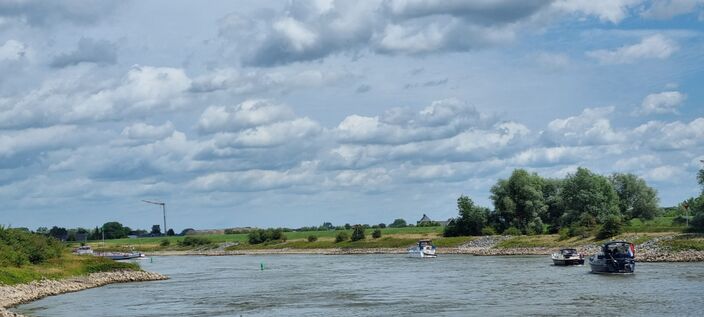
[143,233,704,262]
[0,270,168,317]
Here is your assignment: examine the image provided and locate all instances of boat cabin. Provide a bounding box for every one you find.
[600,241,634,259]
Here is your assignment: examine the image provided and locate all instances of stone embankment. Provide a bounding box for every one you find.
[0,270,168,317]
[146,234,704,262]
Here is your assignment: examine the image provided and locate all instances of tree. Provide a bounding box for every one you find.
[48,226,68,241]
[490,169,548,234]
[102,222,130,239]
[372,229,382,239]
[344,223,352,230]
[389,218,407,228]
[151,225,162,235]
[351,225,365,241]
[560,167,620,228]
[321,222,334,230]
[543,178,565,233]
[378,223,386,228]
[609,173,659,220]
[597,214,623,239]
[444,195,488,237]
[166,229,175,236]
[36,227,48,235]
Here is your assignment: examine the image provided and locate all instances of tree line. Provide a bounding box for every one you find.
[444,167,664,239]
[20,222,179,242]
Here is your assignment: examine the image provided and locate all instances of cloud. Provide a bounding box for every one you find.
[220,0,552,66]
[0,65,191,128]
[335,99,486,145]
[0,125,78,159]
[586,34,678,64]
[0,40,31,62]
[636,91,686,115]
[543,107,626,146]
[633,118,704,150]
[121,121,175,141]
[197,99,296,134]
[190,164,317,192]
[0,0,120,26]
[50,38,117,68]
[551,0,643,23]
[641,0,704,20]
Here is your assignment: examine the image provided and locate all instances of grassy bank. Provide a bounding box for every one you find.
[0,254,139,286]
[75,216,691,253]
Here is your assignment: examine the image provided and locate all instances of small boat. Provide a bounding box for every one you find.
[408,240,437,258]
[551,248,584,266]
[98,252,145,261]
[73,246,94,255]
[589,241,635,274]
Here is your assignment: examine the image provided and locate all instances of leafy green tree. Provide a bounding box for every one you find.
[166,229,175,236]
[344,223,352,230]
[444,195,488,236]
[490,169,548,234]
[102,222,130,239]
[151,225,162,235]
[48,226,68,241]
[372,229,382,239]
[542,178,565,233]
[378,223,386,228]
[351,225,365,241]
[597,214,623,239]
[389,218,407,228]
[609,173,659,220]
[560,167,620,228]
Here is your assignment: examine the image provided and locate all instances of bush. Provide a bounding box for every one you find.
[568,225,590,239]
[481,227,497,236]
[160,239,171,247]
[558,227,570,240]
[351,225,365,242]
[0,227,64,267]
[307,235,318,242]
[503,227,522,235]
[179,236,212,247]
[672,215,687,225]
[248,228,287,244]
[335,231,349,243]
[688,213,704,233]
[596,215,623,239]
[372,229,382,239]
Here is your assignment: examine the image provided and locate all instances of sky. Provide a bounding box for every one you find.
[1,0,703,231]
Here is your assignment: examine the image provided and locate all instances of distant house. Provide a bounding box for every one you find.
[417,214,451,226]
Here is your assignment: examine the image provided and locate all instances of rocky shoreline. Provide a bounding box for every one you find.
[145,234,704,262]
[0,270,168,317]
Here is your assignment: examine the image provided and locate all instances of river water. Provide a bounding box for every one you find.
[14,255,704,316]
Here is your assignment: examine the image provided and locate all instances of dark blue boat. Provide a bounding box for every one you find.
[589,241,635,273]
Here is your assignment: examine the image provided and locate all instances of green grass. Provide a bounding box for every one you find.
[659,235,704,251]
[496,235,591,249]
[623,217,685,233]
[79,227,444,252]
[0,253,140,285]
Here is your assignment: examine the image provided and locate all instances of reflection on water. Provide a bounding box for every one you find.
[15,255,704,317]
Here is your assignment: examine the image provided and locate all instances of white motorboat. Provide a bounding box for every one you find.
[551,248,584,266]
[408,240,437,258]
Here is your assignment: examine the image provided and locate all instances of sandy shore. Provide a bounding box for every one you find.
[0,270,168,317]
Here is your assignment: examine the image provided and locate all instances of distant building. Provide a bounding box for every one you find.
[417,214,451,226]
